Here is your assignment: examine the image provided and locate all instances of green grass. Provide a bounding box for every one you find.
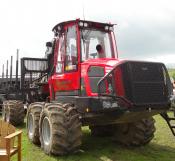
[168,68,175,79]
[11,115,175,161]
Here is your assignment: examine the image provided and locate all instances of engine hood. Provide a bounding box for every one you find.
[81,58,121,68]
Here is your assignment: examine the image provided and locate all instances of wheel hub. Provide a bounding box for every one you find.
[42,117,51,146]
[28,113,34,138]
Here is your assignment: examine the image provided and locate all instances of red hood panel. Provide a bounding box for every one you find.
[81,58,121,68]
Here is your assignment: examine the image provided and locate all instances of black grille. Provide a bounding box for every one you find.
[88,66,105,93]
[129,63,164,82]
[121,61,169,104]
[133,83,166,103]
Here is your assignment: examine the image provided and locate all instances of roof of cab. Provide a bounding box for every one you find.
[52,19,114,33]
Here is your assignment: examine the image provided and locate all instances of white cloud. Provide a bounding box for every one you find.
[0,0,175,74]
[146,54,175,64]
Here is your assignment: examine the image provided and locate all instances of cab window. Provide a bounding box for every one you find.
[81,29,114,61]
[65,25,78,71]
[56,35,65,73]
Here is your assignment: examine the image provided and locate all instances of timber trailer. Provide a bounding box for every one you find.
[0,19,175,155]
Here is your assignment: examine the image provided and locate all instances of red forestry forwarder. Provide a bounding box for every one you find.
[1,19,175,155]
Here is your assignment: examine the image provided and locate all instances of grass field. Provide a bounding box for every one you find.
[168,69,175,80]
[10,115,175,161]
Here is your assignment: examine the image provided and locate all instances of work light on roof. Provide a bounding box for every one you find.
[84,22,88,27]
[79,22,88,27]
[109,26,114,31]
[57,26,61,31]
[105,26,114,31]
[79,22,84,27]
[105,26,109,30]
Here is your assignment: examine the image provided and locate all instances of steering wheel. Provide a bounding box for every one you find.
[90,53,97,58]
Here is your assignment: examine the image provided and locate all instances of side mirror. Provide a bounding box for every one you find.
[46,42,52,47]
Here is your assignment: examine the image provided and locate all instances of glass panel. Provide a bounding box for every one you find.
[65,25,77,71]
[56,35,65,73]
[81,29,113,61]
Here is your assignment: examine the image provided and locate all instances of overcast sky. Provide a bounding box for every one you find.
[0,0,175,74]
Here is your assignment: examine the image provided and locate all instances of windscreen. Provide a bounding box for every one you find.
[81,29,114,61]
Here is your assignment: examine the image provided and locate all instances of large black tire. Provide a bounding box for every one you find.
[3,100,25,126]
[27,102,44,145]
[114,117,156,146]
[90,125,116,137]
[39,103,82,155]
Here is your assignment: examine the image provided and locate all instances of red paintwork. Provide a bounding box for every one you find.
[114,67,125,97]
[53,39,59,67]
[111,32,118,58]
[81,58,119,96]
[49,21,81,99]
[50,72,80,91]
[48,19,125,99]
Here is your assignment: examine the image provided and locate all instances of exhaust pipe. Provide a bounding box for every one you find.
[15,49,19,87]
[6,60,8,88]
[10,56,13,86]
[2,64,4,79]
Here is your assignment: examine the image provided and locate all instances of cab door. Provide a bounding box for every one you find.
[49,24,80,99]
